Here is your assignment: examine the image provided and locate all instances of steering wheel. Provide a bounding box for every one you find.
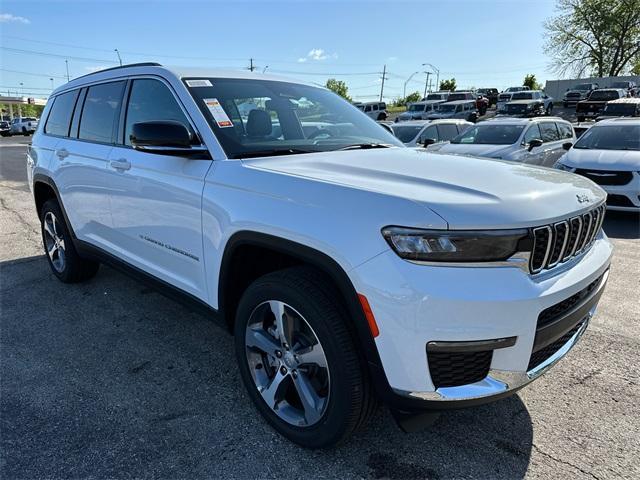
[307,128,335,139]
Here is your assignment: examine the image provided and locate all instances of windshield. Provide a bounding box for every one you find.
[390,125,423,143]
[447,93,469,101]
[451,124,525,145]
[426,94,443,100]
[438,104,459,113]
[574,84,592,90]
[574,124,640,150]
[511,92,533,100]
[407,104,426,112]
[185,78,403,158]
[588,90,620,101]
[603,103,636,115]
[610,82,629,88]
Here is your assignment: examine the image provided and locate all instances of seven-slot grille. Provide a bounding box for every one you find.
[530,204,606,274]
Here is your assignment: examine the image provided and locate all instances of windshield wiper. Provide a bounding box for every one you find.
[338,143,394,151]
[232,148,319,159]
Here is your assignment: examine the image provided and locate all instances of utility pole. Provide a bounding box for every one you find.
[248,58,255,72]
[114,48,122,66]
[50,78,54,90]
[65,60,70,82]
[423,71,431,98]
[379,64,387,102]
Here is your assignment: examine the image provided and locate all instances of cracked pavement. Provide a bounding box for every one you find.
[1,136,639,479]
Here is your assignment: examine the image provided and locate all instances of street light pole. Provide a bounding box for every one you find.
[403,71,420,98]
[50,78,54,91]
[422,63,440,91]
[114,48,122,66]
[65,60,70,82]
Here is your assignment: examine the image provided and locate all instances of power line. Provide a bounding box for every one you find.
[0,68,67,79]
[1,46,119,64]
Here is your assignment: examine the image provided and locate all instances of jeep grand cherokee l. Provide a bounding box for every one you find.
[28,63,612,448]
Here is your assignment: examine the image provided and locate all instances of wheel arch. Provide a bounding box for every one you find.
[217,231,391,397]
[32,174,76,240]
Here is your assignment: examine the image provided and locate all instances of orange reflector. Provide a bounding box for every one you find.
[358,293,380,338]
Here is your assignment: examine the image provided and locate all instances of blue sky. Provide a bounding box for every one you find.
[1,0,558,101]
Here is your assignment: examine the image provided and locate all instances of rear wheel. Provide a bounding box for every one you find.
[234,267,375,448]
[40,199,99,283]
[577,115,585,123]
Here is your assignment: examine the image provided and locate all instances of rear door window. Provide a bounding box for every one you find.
[79,81,126,143]
[539,122,561,143]
[45,90,79,137]
[437,123,459,141]
[557,122,574,139]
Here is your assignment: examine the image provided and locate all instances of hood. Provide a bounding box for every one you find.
[398,112,422,119]
[427,112,453,119]
[242,148,605,229]
[565,90,588,96]
[562,148,640,171]
[436,143,515,159]
[508,99,538,105]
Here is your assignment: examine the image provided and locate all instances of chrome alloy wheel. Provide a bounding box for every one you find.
[43,211,66,272]
[245,300,330,427]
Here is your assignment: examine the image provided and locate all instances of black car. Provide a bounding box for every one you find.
[610,80,637,97]
[0,121,11,137]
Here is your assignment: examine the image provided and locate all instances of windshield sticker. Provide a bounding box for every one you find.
[204,98,233,128]
[186,79,212,87]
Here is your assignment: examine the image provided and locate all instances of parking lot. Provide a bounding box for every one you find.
[1,134,639,479]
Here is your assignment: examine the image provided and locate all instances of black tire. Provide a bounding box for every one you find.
[234,266,376,448]
[577,115,585,123]
[377,112,387,121]
[563,102,568,109]
[22,127,29,136]
[40,199,99,283]
[546,104,553,115]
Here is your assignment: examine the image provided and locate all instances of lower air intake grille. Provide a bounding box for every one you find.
[527,321,584,371]
[427,350,493,389]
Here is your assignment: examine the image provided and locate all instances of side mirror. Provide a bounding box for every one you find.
[422,138,436,146]
[562,142,573,151]
[528,138,543,151]
[130,121,206,157]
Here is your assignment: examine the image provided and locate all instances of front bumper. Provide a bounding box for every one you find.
[351,233,612,407]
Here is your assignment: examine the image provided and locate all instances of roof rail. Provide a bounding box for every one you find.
[70,62,162,82]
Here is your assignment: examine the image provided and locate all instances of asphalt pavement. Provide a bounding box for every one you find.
[1,135,639,479]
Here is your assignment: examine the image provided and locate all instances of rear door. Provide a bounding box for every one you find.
[105,77,212,300]
[53,81,126,246]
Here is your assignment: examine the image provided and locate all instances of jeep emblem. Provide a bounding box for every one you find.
[576,194,590,204]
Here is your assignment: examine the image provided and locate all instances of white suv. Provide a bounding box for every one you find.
[28,64,613,448]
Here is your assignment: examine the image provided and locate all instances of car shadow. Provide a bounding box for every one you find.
[0,255,533,479]
[602,210,640,239]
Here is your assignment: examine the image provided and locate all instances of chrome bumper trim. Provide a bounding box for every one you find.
[394,309,595,402]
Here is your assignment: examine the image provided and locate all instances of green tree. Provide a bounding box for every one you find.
[631,59,640,75]
[544,0,640,77]
[523,74,543,90]
[325,79,352,102]
[439,78,457,91]
[405,91,421,103]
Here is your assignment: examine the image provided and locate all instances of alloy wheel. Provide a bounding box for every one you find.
[245,300,330,427]
[43,211,66,272]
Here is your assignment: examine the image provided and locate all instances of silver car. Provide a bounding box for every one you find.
[427,100,478,122]
[396,100,446,121]
[390,119,472,147]
[428,117,576,167]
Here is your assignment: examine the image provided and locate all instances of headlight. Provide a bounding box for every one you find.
[381,227,530,262]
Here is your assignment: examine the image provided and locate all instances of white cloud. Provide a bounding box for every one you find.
[298,48,337,63]
[0,13,31,24]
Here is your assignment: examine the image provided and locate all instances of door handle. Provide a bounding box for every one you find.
[109,159,131,171]
[55,148,69,160]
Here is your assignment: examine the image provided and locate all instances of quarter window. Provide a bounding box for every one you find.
[539,122,561,142]
[124,79,192,146]
[45,90,79,137]
[79,81,125,143]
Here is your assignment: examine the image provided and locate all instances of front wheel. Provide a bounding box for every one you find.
[40,199,100,283]
[234,267,375,448]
